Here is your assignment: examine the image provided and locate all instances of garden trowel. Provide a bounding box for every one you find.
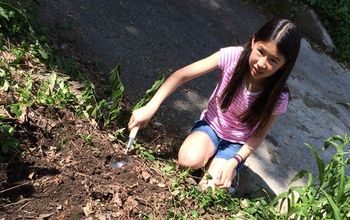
[109,125,140,168]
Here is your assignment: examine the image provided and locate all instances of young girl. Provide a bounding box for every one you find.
[128,19,301,191]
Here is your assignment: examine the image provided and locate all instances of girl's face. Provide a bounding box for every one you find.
[249,39,286,81]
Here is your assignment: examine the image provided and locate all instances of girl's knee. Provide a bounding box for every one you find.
[177,131,214,169]
[178,151,205,170]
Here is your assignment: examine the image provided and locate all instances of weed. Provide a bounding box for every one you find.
[79,134,93,146]
[161,160,178,174]
[107,64,124,123]
[0,1,26,36]
[35,73,77,108]
[0,68,10,91]
[76,81,106,122]
[133,74,164,110]
[270,134,350,219]
[129,141,156,162]
[0,123,20,154]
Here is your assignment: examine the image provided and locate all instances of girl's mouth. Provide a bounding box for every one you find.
[253,67,264,75]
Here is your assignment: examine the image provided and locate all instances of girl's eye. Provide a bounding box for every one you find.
[270,59,277,64]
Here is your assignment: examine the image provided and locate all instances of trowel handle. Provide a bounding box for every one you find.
[129,125,140,139]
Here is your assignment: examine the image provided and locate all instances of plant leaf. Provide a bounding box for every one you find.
[306,143,325,182]
[336,162,345,203]
[290,169,308,184]
[287,207,310,220]
[322,189,342,220]
[324,135,344,150]
[133,74,164,110]
[268,191,288,210]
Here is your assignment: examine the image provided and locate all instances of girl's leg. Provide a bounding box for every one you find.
[198,158,237,190]
[178,131,216,170]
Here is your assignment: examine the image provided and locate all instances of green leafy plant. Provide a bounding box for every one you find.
[133,74,164,110]
[0,1,26,36]
[0,1,48,60]
[0,68,10,91]
[76,81,106,122]
[0,123,20,154]
[79,134,93,146]
[107,64,124,123]
[35,73,77,108]
[301,0,350,65]
[270,134,350,219]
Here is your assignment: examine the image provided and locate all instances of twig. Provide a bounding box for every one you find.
[3,198,30,208]
[16,200,30,212]
[336,101,350,108]
[135,197,153,208]
[0,182,29,194]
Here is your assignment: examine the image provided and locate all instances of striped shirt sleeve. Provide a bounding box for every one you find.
[272,91,289,115]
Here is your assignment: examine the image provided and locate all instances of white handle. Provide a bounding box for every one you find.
[129,125,140,139]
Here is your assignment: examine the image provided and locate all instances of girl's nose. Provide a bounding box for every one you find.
[257,58,267,68]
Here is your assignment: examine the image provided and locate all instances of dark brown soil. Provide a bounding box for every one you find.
[0,92,190,219]
[0,38,206,219]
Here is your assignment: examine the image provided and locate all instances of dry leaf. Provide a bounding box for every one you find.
[141,171,151,181]
[83,201,92,217]
[28,172,35,180]
[157,183,166,188]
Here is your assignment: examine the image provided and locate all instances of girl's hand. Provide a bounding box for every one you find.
[214,159,238,189]
[128,105,156,130]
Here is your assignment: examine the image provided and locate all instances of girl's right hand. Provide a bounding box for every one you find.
[128,105,156,130]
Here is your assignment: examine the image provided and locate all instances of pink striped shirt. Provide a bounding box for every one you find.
[200,46,289,144]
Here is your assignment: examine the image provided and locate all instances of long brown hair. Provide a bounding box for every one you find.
[219,19,301,134]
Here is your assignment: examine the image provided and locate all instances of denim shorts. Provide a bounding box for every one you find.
[191,120,246,172]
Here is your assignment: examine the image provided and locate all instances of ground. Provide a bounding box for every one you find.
[0,39,218,219]
[1,0,349,219]
[0,68,193,219]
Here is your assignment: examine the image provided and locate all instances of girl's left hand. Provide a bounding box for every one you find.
[214,159,238,188]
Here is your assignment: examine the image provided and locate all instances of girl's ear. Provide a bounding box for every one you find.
[279,62,288,70]
[251,35,256,49]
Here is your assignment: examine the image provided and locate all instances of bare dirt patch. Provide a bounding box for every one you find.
[0,100,183,219]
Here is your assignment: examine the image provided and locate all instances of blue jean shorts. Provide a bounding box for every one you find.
[191,120,246,172]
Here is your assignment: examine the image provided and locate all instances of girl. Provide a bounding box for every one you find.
[128,19,301,191]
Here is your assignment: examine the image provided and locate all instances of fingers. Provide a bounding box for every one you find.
[216,170,222,182]
[215,178,232,189]
[128,115,135,129]
[128,115,140,131]
[128,109,148,130]
[218,179,232,189]
[214,169,232,189]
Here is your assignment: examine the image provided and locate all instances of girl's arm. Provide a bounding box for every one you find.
[128,51,220,130]
[237,115,278,160]
[215,114,278,188]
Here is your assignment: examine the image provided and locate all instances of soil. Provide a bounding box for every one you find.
[0,59,194,219]
[1,0,349,219]
[0,21,191,219]
[0,120,172,220]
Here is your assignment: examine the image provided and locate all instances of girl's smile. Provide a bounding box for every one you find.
[252,66,265,75]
